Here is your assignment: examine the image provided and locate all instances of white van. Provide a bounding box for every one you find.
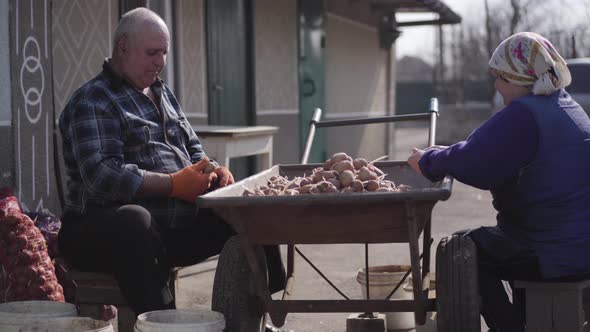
[565,58,590,115]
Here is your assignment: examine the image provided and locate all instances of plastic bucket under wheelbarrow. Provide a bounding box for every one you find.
[357,265,415,330]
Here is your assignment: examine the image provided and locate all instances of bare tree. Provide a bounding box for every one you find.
[484,0,494,60]
[509,0,522,34]
[517,0,552,33]
[441,0,588,105]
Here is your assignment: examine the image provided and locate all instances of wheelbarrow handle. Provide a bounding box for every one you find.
[301,108,323,164]
[311,107,322,123]
[302,99,439,162]
[429,97,439,113]
[428,98,439,147]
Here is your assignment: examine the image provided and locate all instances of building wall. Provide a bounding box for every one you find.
[0,0,118,211]
[148,0,176,91]
[325,13,388,161]
[0,0,12,187]
[50,0,118,214]
[175,0,208,125]
[254,0,299,164]
[10,0,59,212]
[52,0,117,114]
[0,0,398,210]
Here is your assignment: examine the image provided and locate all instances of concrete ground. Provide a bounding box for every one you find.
[175,127,495,331]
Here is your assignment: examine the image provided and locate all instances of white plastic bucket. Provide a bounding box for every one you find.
[0,301,78,332]
[134,309,225,332]
[356,265,415,330]
[18,317,114,332]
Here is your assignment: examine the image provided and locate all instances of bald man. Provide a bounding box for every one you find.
[58,7,285,317]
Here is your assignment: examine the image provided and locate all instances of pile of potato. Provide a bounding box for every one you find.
[242,152,406,196]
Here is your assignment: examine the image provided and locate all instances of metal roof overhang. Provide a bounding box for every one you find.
[326,0,461,28]
[371,0,462,26]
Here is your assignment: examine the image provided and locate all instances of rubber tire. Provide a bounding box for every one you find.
[212,236,267,332]
[436,234,481,332]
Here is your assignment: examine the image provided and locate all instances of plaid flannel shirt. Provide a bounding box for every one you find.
[59,60,209,226]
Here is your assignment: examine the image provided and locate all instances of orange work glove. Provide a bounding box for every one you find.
[169,158,218,202]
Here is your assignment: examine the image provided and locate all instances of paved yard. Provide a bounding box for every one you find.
[176,127,496,331]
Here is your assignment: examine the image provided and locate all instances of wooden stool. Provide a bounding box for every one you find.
[69,270,129,332]
[55,258,178,332]
[515,278,590,332]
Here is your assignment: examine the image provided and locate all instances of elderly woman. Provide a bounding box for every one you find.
[408,32,590,331]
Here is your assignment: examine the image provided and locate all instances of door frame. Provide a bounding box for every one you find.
[205,0,256,177]
[297,0,327,163]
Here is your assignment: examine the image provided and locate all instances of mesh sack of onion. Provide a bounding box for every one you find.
[0,194,65,302]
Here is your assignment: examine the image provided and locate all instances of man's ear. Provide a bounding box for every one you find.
[117,34,128,53]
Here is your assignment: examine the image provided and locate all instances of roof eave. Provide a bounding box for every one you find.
[371,0,462,26]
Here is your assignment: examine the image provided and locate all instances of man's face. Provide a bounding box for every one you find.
[121,24,169,90]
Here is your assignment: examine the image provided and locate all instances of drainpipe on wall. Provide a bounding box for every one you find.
[0,0,13,188]
[379,12,401,159]
[386,40,397,159]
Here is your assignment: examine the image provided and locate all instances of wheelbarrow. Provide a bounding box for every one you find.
[197,98,480,332]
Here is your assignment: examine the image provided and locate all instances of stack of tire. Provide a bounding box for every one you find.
[0,194,65,302]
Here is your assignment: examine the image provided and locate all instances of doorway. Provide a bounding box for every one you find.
[298,0,327,163]
[206,0,255,179]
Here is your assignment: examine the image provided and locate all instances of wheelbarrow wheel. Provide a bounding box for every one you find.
[212,235,267,332]
[436,234,480,332]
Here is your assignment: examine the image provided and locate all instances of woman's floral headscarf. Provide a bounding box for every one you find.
[488,32,571,95]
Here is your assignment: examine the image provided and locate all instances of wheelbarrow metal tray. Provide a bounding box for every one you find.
[196,161,452,245]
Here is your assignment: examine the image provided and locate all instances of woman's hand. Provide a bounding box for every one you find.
[407,148,424,175]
